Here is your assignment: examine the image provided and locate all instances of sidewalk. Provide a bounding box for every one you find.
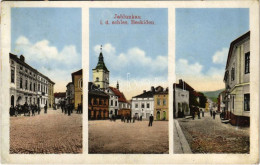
[173,119,192,154]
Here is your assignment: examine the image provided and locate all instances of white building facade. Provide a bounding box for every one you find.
[106,87,119,118]
[224,31,250,126]
[173,87,189,118]
[10,53,54,108]
[131,88,155,119]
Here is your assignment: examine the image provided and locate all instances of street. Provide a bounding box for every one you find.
[89,120,169,154]
[175,112,249,153]
[10,108,82,154]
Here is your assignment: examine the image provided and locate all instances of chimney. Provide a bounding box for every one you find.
[143,90,146,93]
[20,55,25,62]
[117,81,119,90]
[151,86,155,93]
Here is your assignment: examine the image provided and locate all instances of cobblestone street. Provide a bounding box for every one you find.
[89,120,168,154]
[10,109,82,154]
[176,112,249,153]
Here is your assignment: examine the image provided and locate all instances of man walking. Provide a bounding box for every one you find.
[148,114,154,127]
[213,110,216,119]
[44,104,47,114]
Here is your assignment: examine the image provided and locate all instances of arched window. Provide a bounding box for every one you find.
[96,77,99,82]
[20,78,23,88]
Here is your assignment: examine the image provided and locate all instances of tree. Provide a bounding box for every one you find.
[198,92,207,108]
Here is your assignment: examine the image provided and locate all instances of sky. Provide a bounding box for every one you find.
[11,8,82,92]
[89,8,168,99]
[176,8,249,92]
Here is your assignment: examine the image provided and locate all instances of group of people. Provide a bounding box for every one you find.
[191,106,205,120]
[112,114,154,127]
[210,108,217,119]
[9,102,48,117]
[60,102,83,116]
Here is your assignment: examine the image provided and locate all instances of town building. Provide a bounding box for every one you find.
[54,92,66,105]
[92,46,109,90]
[154,87,169,120]
[48,80,55,108]
[217,91,225,112]
[91,46,130,118]
[88,82,109,120]
[105,86,119,118]
[131,87,155,119]
[9,53,54,108]
[66,82,74,105]
[72,69,83,110]
[223,31,250,126]
[173,80,191,118]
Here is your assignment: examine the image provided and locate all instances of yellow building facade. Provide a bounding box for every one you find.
[72,69,83,110]
[48,80,55,108]
[154,90,168,121]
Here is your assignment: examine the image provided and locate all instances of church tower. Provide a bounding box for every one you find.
[92,45,109,90]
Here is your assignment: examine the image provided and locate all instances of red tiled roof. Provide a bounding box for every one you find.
[109,87,128,103]
[54,92,66,98]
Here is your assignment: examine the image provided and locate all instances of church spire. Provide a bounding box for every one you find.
[95,45,109,72]
[117,81,119,90]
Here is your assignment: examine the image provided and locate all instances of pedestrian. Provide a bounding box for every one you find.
[213,110,216,119]
[68,105,71,116]
[140,116,142,121]
[198,108,200,119]
[192,109,195,120]
[32,104,35,116]
[202,109,204,117]
[210,109,213,117]
[148,114,154,127]
[130,116,132,123]
[9,105,15,116]
[133,116,135,123]
[44,104,47,114]
[123,116,126,123]
[38,105,41,115]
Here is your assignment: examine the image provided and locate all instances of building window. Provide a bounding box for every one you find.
[34,83,36,92]
[157,98,160,105]
[25,80,28,90]
[231,68,235,81]
[141,103,145,108]
[147,103,150,108]
[38,84,40,91]
[20,66,23,70]
[163,99,166,106]
[115,101,117,106]
[30,82,32,91]
[20,78,23,88]
[244,94,250,111]
[135,103,138,108]
[11,69,15,83]
[96,77,99,82]
[245,52,250,74]
[111,100,113,106]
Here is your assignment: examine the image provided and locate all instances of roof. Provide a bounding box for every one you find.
[10,53,55,84]
[133,86,168,98]
[173,79,194,91]
[93,52,109,72]
[54,92,66,98]
[71,69,82,84]
[109,86,128,103]
[225,31,250,69]
[88,82,109,98]
[66,82,73,87]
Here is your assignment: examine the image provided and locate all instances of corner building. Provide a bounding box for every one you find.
[9,53,54,108]
[223,31,250,126]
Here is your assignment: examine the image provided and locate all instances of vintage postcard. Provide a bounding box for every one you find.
[1,1,259,164]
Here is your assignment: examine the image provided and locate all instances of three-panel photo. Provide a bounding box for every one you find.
[2,1,259,164]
